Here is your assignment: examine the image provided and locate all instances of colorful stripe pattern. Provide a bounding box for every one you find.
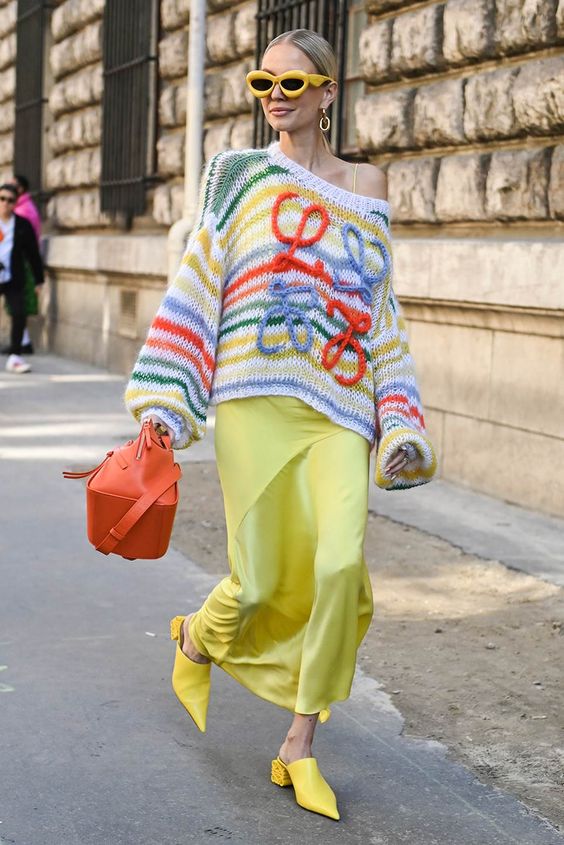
[125,144,436,490]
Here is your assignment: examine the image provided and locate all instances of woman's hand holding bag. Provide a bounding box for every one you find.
[63,419,182,560]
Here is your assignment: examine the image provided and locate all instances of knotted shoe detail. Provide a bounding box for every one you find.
[271,757,293,787]
[270,756,340,820]
[170,615,211,732]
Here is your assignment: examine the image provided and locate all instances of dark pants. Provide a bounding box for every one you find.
[0,281,26,355]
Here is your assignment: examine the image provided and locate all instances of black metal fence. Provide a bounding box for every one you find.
[253,0,349,154]
[100,0,158,219]
[14,0,48,202]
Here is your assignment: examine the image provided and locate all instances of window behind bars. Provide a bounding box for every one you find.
[14,0,49,203]
[253,0,349,154]
[100,0,158,219]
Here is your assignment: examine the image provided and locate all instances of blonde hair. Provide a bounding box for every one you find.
[265,29,338,81]
[263,29,337,151]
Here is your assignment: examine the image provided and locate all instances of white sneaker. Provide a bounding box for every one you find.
[6,354,31,374]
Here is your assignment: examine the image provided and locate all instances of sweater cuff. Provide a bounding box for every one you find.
[374,427,437,491]
[140,407,191,448]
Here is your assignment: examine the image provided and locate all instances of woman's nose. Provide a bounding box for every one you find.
[270,83,286,100]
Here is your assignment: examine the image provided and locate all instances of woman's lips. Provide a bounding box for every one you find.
[270,108,292,116]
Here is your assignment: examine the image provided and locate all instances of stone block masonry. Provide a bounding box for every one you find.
[50,21,102,80]
[495,0,559,54]
[413,78,465,146]
[0,65,15,103]
[51,0,104,42]
[153,0,257,225]
[463,67,520,141]
[387,145,562,224]
[46,148,101,191]
[442,0,494,63]
[549,144,564,218]
[161,0,190,31]
[390,4,444,74]
[0,100,14,133]
[512,57,564,134]
[359,19,392,82]
[49,64,103,118]
[485,148,551,220]
[46,0,107,230]
[358,1,564,226]
[387,158,439,222]
[49,106,102,157]
[159,29,189,80]
[44,0,257,229]
[435,153,489,221]
[0,31,15,71]
[0,1,15,41]
[0,0,15,182]
[356,89,414,150]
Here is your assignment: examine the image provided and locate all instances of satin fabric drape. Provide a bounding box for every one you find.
[189,395,374,718]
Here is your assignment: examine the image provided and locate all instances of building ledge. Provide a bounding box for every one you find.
[44,233,168,278]
[43,233,564,312]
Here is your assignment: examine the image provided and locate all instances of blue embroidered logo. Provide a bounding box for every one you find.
[332,223,390,305]
[257,278,320,354]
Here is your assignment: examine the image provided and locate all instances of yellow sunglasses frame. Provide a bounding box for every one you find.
[246,69,336,99]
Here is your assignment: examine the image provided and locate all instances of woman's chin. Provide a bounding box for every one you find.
[266,115,293,132]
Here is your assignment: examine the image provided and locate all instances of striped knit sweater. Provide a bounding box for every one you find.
[125,143,436,490]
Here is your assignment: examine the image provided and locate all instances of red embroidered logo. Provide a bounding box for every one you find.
[269,191,332,284]
[321,300,372,386]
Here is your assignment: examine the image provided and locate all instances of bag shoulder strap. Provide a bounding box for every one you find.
[96,462,182,555]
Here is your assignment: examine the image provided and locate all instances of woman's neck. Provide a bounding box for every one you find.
[277,129,334,172]
[0,212,12,223]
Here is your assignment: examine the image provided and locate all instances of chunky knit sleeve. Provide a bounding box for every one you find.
[372,287,437,490]
[124,152,231,448]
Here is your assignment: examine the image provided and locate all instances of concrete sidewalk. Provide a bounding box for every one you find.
[1,354,562,845]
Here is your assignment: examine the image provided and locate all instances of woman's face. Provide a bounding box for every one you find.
[260,43,336,136]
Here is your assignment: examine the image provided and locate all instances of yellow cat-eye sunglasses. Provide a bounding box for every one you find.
[246,69,336,99]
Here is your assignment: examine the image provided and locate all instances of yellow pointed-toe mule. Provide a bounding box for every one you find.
[170,615,211,733]
[271,756,340,820]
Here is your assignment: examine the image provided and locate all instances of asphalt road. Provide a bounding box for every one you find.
[1,355,562,845]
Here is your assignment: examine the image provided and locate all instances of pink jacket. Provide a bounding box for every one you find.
[14,192,41,242]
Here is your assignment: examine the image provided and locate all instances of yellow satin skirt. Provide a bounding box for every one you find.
[189,395,374,718]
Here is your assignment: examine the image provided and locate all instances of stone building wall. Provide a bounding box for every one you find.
[356,0,564,516]
[0,0,16,184]
[39,0,258,376]
[357,0,563,228]
[153,0,256,225]
[43,0,257,229]
[46,0,109,229]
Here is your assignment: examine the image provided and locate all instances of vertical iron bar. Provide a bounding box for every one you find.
[101,0,156,217]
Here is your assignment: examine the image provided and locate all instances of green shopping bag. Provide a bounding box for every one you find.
[4,260,38,317]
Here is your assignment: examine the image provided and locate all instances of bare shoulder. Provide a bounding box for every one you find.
[357,162,388,201]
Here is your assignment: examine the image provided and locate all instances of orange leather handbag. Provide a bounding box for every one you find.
[64,419,181,560]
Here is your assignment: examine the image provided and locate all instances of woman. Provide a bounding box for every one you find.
[0,183,43,374]
[3,173,43,355]
[125,29,436,821]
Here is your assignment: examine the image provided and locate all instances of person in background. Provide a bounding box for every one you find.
[1,174,42,354]
[12,174,41,241]
[0,184,44,373]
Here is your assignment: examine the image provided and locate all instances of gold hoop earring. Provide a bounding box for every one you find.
[319,109,331,133]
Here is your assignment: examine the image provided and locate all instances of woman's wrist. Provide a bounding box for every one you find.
[142,412,172,440]
[399,442,418,463]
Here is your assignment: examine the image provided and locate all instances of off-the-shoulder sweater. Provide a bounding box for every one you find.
[125,143,436,490]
